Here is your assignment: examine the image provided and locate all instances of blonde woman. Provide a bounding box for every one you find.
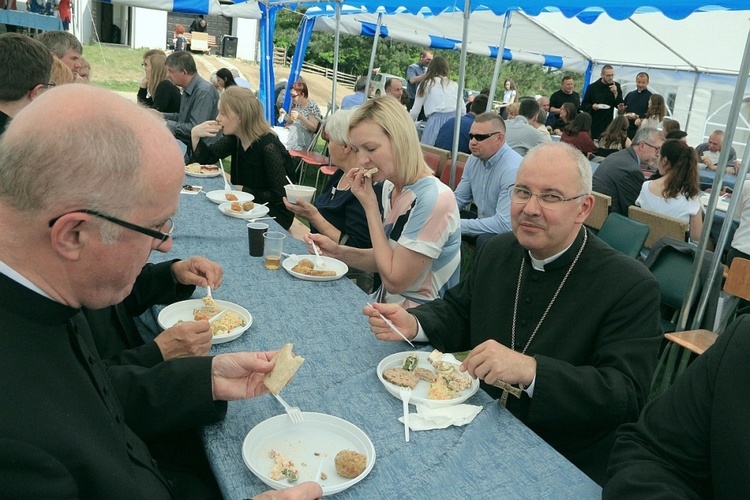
[190,87,296,229]
[50,58,74,86]
[137,52,181,113]
[309,96,461,307]
[409,56,463,147]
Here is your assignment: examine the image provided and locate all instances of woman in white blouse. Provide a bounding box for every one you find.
[636,139,703,242]
[409,56,464,147]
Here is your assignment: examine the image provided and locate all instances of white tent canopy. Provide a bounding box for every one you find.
[312,9,750,79]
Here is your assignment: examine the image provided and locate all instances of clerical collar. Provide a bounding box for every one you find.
[0,258,53,299]
[528,243,575,271]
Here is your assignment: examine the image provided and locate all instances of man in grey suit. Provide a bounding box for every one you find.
[592,128,663,215]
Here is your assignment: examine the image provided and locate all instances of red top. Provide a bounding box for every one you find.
[561,130,597,157]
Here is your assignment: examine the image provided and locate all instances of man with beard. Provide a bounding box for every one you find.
[581,65,624,139]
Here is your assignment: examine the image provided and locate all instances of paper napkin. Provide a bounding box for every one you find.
[398,404,483,431]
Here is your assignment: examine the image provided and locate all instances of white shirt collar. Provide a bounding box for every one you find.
[0,258,53,299]
[529,242,574,272]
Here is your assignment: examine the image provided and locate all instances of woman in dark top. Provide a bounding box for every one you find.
[596,115,631,158]
[283,109,377,249]
[551,102,577,135]
[190,87,296,229]
[560,111,597,157]
[215,68,237,91]
[137,53,181,113]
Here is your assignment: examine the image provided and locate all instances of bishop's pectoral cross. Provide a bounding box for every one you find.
[495,381,523,407]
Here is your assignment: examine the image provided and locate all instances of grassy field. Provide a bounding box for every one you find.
[84,43,149,92]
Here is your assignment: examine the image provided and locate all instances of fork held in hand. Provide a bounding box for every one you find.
[273,393,304,423]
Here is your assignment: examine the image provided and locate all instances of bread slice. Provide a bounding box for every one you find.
[362,167,378,179]
[264,343,305,395]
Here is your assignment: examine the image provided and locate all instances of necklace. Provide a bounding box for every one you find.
[497,230,588,407]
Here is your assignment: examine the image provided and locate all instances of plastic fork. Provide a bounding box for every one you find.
[310,239,325,267]
[367,301,415,347]
[206,286,213,301]
[399,386,412,442]
[219,159,232,192]
[273,393,304,423]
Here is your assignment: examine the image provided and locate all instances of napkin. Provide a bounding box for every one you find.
[398,404,483,431]
[181,185,203,195]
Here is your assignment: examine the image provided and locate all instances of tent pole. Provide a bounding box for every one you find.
[486,10,513,114]
[685,71,700,131]
[364,13,383,100]
[330,0,342,115]
[447,0,472,189]
[679,28,750,332]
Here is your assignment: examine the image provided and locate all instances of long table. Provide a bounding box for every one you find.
[141,174,601,498]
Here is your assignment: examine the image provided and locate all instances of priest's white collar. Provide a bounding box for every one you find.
[528,243,574,272]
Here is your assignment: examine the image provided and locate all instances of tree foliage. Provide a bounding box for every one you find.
[273,8,585,100]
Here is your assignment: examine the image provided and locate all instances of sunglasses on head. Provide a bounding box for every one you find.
[469,131,502,142]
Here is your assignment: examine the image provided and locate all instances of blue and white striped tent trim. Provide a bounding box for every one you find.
[100,0,260,18]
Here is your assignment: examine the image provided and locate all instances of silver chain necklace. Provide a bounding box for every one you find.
[511,230,588,355]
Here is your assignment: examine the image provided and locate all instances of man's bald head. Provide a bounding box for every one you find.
[0,85,183,222]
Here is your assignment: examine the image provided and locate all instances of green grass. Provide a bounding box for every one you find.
[84,43,146,92]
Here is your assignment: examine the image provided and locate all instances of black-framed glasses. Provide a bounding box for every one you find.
[48,209,174,249]
[509,186,586,210]
[31,81,56,92]
[469,131,502,142]
[290,93,299,98]
[643,142,661,155]
[141,62,147,67]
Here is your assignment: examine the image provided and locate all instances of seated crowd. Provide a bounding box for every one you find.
[1,32,748,498]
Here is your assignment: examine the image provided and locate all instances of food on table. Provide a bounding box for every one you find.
[269,450,298,483]
[382,367,419,389]
[186,163,219,174]
[362,167,379,179]
[191,296,246,336]
[225,193,238,201]
[182,184,199,192]
[230,201,243,213]
[415,367,438,383]
[242,201,255,211]
[402,354,418,372]
[334,450,367,479]
[264,343,305,395]
[290,258,337,277]
[383,350,472,399]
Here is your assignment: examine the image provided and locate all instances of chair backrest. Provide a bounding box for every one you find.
[648,246,698,311]
[585,191,611,230]
[456,152,471,164]
[190,31,209,51]
[628,206,688,249]
[421,144,451,177]
[596,213,650,259]
[440,159,464,190]
[724,257,750,301]
[422,150,443,176]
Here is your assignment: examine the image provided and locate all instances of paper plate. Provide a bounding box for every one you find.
[218,202,270,220]
[242,412,375,496]
[157,299,252,344]
[282,255,348,281]
[377,351,479,409]
[181,185,203,195]
[596,104,611,110]
[206,190,254,204]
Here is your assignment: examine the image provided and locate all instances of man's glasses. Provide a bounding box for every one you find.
[290,93,299,98]
[509,186,586,210]
[48,209,174,249]
[468,131,502,142]
[30,81,56,92]
[642,142,661,155]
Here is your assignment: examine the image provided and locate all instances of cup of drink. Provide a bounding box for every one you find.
[247,222,268,257]
[263,231,285,270]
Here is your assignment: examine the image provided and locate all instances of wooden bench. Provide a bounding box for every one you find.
[184,32,217,53]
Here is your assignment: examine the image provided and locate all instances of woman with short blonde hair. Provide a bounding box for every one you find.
[308,96,461,306]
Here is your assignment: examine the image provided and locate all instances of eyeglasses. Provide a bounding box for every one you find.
[510,186,586,210]
[31,81,56,92]
[48,209,174,249]
[290,93,299,98]
[642,142,661,155]
[141,62,147,67]
[468,131,502,142]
